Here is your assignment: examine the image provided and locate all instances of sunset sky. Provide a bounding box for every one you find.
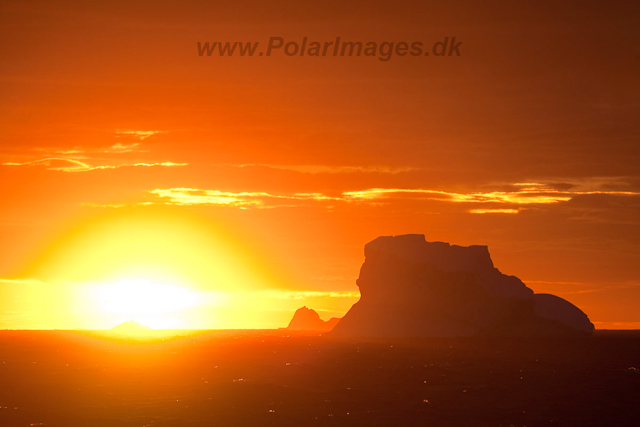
[1,1,639,329]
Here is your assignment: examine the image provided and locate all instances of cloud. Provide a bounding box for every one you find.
[131,162,187,168]
[343,182,640,207]
[468,208,520,214]
[292,192,342,201]
[148,186,577,210]
[2,159,187,172]
[342,188,573,204]
[149,188,267,208]
[0,277,360,301]
[143,188,342,208]
[38,148,86,155]
[520,177,637,193]
[115,130,166,140]
[248,290,360,299]
[3,158,94,172]
[35,142,146,155]
[86,179,640,211]
[524,280,640,295]
[104,143,144,153]
[236,164,417,174]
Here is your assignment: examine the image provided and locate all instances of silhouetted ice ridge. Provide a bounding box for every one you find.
[286,306,340,331]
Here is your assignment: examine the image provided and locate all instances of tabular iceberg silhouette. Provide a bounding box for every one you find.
[329,234,594,337]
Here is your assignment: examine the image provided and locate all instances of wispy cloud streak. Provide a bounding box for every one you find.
[237,164,417,174]
[36,142,146,155]
[87,179,640,212]
[115,130,166,140]
[3,159,187,172]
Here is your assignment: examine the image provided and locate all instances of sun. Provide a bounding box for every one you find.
[12,208,300,330]
[94,279,200,329]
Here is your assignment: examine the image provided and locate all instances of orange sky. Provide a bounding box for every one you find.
[1,1,639,329]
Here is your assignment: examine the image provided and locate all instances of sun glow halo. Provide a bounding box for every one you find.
[12,209,311,329]
[95,279,200,326]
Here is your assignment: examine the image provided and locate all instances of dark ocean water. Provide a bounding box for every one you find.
[0,330,639,426]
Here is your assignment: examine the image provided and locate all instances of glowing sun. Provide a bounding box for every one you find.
[94,279,200,328]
